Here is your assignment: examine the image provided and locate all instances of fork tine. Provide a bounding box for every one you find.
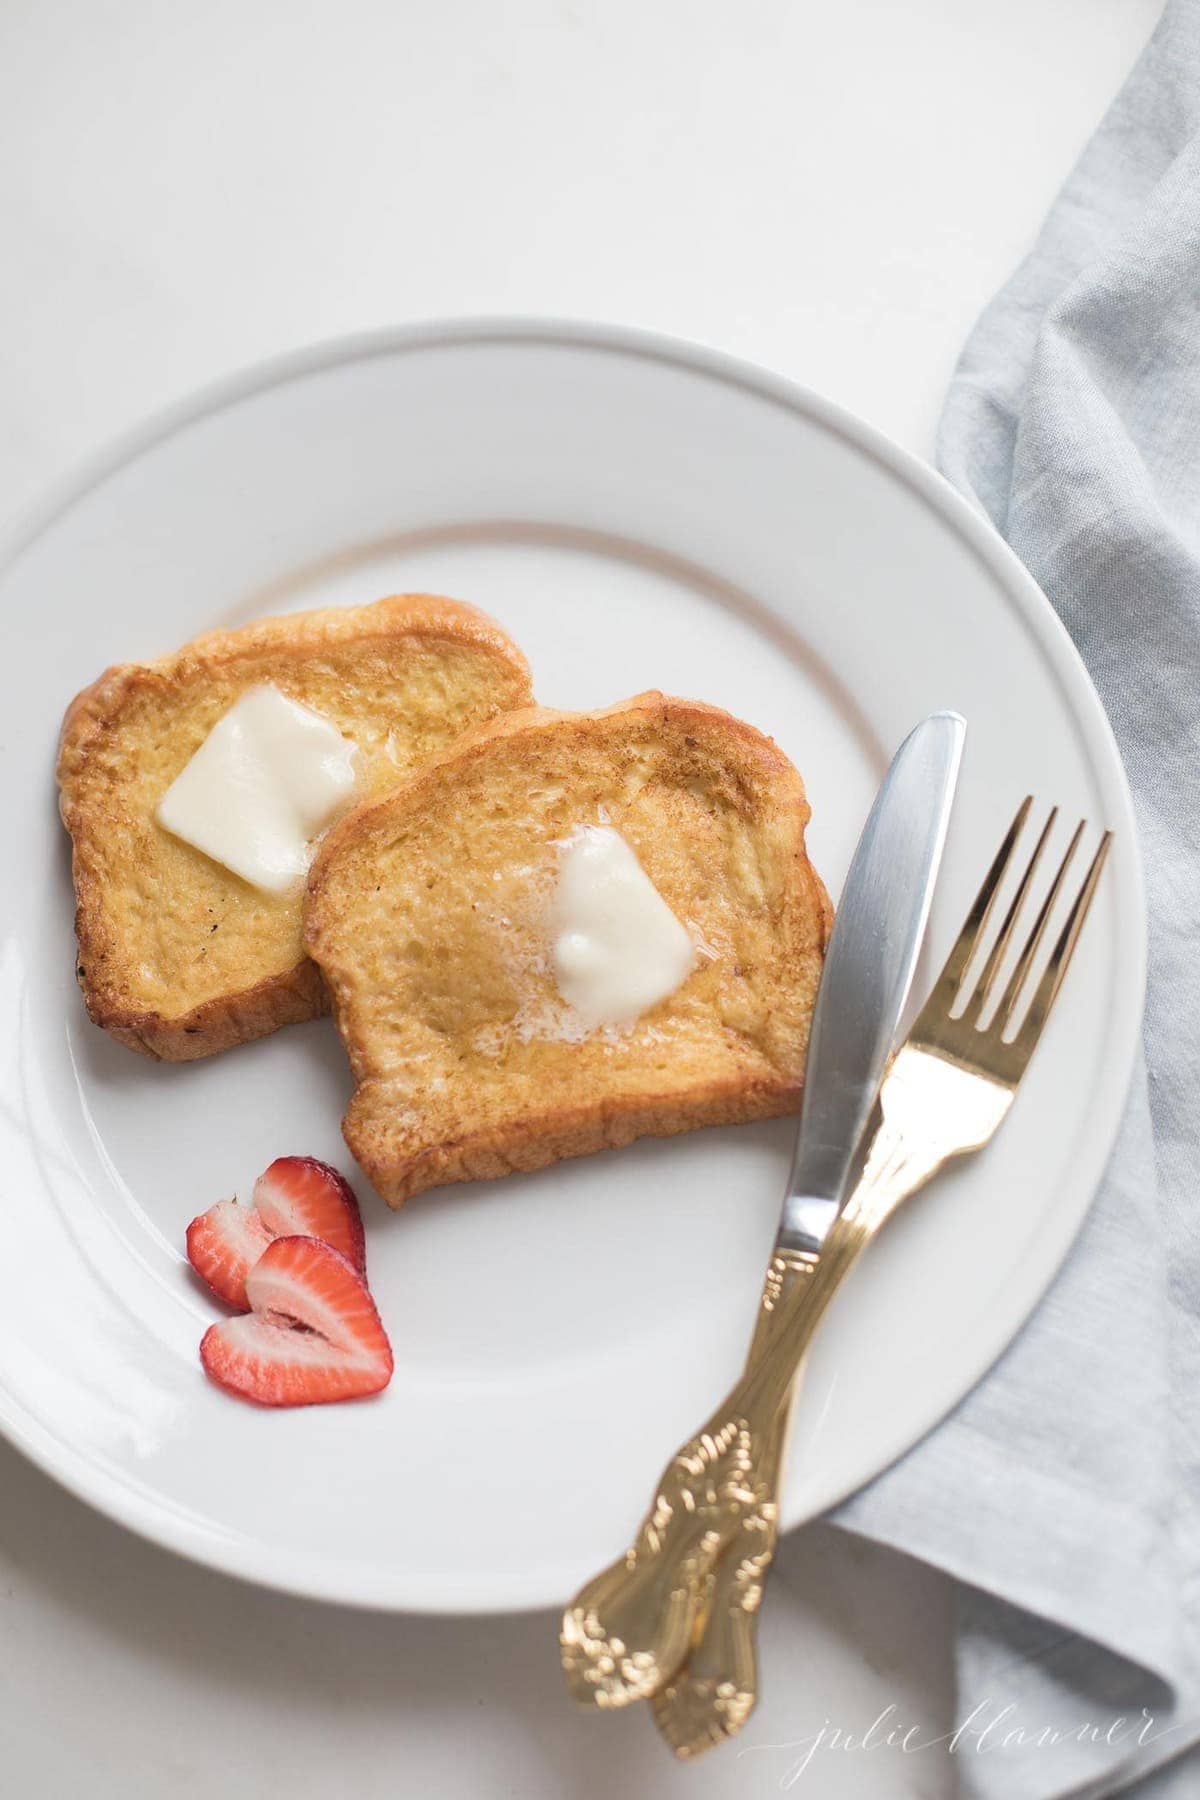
[1006,830,1112,1053]
[967,806,1058,1023]
[995,820,1085,1033]
[928,796,1032,1013]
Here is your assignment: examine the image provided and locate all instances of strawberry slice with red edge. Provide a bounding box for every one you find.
[252,1157,366,1276]
[186,1200,274,1309]
[186,1156,366,1309]
[200,1236,393,1407]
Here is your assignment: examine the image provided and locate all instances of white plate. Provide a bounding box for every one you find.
[0,321,1143,1614]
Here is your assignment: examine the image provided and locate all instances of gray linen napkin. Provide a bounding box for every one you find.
[830,5,1200,1795]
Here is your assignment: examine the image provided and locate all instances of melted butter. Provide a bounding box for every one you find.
[156,684,358,893]
[550,826,696,1029]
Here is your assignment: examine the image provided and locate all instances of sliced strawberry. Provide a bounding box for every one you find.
[200,1236,393,1407]
[252,1157,366,1277]
[186,1156,366,1309]
[186,1198,274,1309]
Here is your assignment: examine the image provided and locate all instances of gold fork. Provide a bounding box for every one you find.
[561,799,1112,1742]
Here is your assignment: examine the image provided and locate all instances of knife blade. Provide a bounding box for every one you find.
[778,710,965,1256]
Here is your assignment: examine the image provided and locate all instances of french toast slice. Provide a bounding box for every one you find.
[304,692,832,1206]
[57,594,533,1060]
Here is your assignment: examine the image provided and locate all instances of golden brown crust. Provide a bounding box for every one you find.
[57,592,530,772]
[344,1074,803,1206]
[82,960,330,1063]
[306,691,833,1205]
[57,594,534,1060]
[310,691,814,877]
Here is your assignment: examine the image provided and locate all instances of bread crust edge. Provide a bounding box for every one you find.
[80,958,330,1062]
[346,1074,810,1208]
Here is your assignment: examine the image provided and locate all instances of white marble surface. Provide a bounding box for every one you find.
[0,2,1159,1794]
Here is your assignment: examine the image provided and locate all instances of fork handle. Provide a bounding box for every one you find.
[648,1102,956,1754]
[559,1245,826,1709]
[561,1216,884,1711]
[560,1094,953,1714]
[649,1277,796,1754]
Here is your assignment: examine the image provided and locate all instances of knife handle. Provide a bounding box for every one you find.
[559,1247,828,1711]
[559,1083,949,1716]
[648,1101,946,1756]
[649,1273,797,1753]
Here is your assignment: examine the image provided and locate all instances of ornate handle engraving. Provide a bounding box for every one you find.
[560,1064,972,1719]
[560,1250,817,1710]
[650,1261,796,1753]
[648,1092,967,1753]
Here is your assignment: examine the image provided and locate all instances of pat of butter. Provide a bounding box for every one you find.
[156,684,358,894]
[550,826,696,1029]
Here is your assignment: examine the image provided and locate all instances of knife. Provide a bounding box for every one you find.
[781,708,965,1256]
[643,708,966,1752]
[560,710,965,1716]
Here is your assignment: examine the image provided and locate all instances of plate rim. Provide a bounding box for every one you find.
[0,316,1146,1613]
